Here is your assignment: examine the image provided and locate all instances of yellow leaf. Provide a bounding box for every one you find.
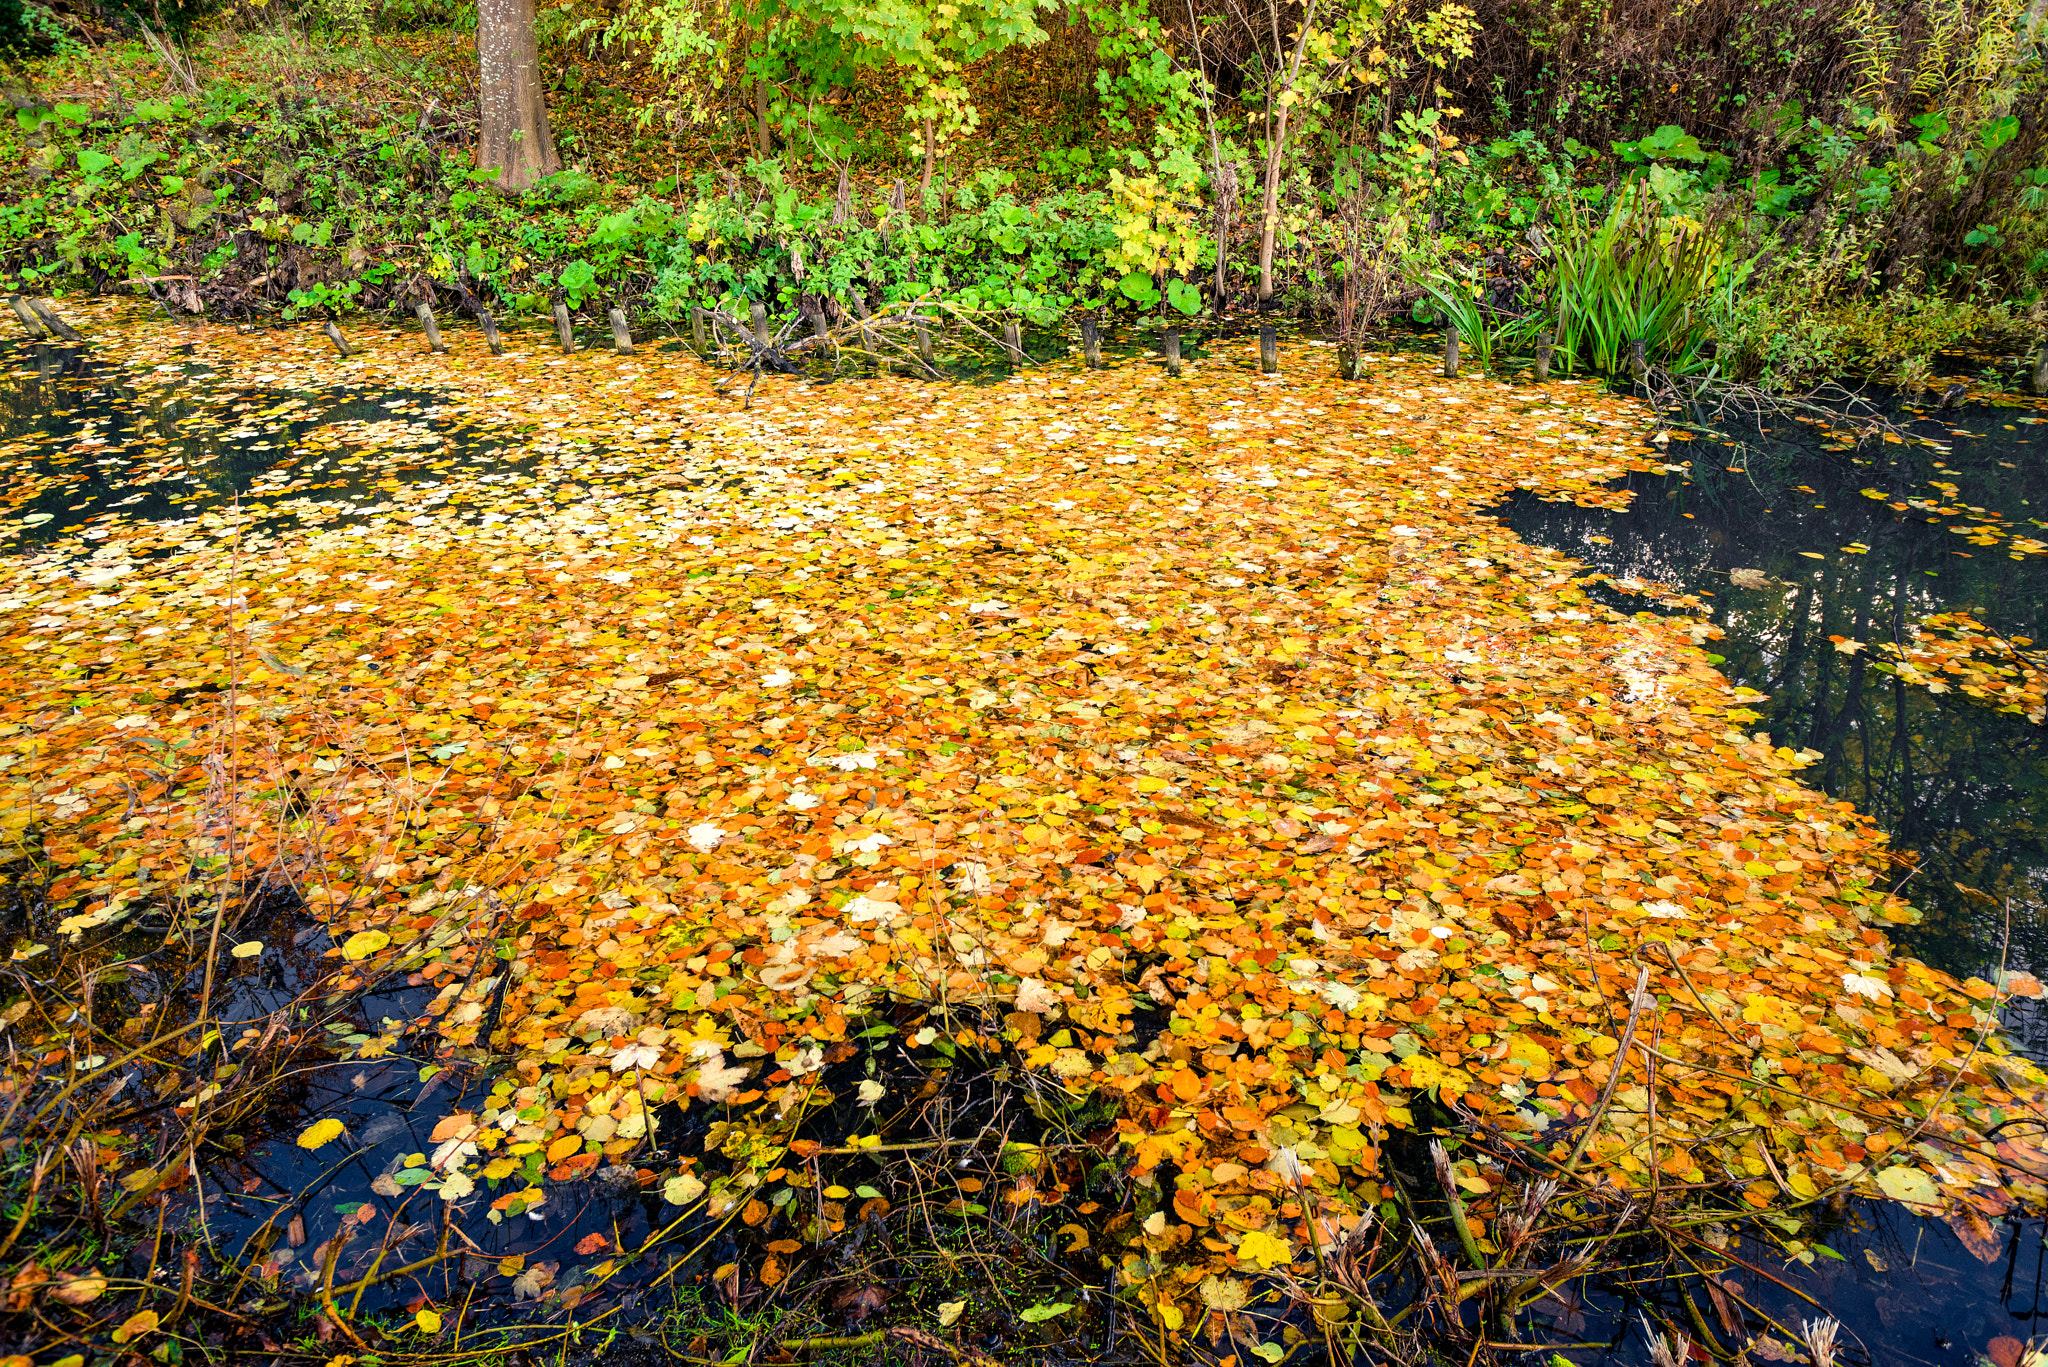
[297,1117,345,1150]
[1504,1035,1552,1076]
[414,1310,442,1334]
[1237,1230,1294,1269]
[547,1134,584,1163]
[112,1311,158,1344]
[342,930,390,960]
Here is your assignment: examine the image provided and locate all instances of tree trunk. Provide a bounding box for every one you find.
[920,116,936,205]
[476,0,560,191]
[1257,105,1289,306]
[1256,0,1318,307]
[754,74,772,156]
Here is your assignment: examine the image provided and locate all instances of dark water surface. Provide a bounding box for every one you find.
[1499,390,2048,1040]
[1501,383,2048,1364]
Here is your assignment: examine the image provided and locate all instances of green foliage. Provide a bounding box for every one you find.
[0,84,688,315]
[654,169,1125,325]
[1527,183,1731,375]
[0,0,65,64]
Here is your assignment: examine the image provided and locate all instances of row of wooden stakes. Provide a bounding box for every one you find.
[318,300,640,359]
[7,289,1299,380]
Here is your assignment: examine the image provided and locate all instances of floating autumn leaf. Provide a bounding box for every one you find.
[510,1262,555,1300]
[414,1310,442,1334]
[694,1052,750,1102]
[1875,1165,1942,1209]
[48,1271,105,1305]
[1199,1275,1250,1310]
[1236,1230,1295,1269]
[111,1310,157,1344]
[341,930,389,961]
[297,1118,345,1150]
[1018,1302,1074,1324]
[937,1301,967,1327]
[231,941,263,958]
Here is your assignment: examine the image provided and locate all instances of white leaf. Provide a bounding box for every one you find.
[695,1053,750,1101]
[1015,978,1060,1014]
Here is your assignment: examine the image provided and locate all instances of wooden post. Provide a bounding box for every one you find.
[1002,318,1025,365]
[1338,344,1360,381]
[812,305,831,354]
[690,304,707,353]
[28,298,83,343]
[2032,340,2047,395]
[1627,337,1648,383]
[750,301,771,349]
[413,301,446,352]
[1443,325,1460,378]
[916,319,935,367]
[8,297,47,339]
[322,321,351,357]
[609,307,634,355]
[1534,331,1554,383]
[477,308,504,355]
[553,302,575,353]
[1081,316,1102,369]
[1162,328,1182,378]
[1259,324,1277,374]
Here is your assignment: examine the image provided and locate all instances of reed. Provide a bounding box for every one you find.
[1541,183,1730,377]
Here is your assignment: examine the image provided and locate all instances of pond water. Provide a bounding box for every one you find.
[8,320,2048,1364]
[1499,378,2048,1365]
[1498,387,2048,1052]
[0,335,535,553]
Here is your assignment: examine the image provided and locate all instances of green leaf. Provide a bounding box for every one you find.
[1982,116,2020,151]
[1117,271,1159,305]
[558,259,597,306]
[1875,1165,1940,1207]
[1018,1302,1073,1324]
[1165,279,1202,315]
[77,149,116,175]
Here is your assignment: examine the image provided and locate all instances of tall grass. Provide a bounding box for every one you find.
[1415,272,1544,374]
[1540,184,1732,377]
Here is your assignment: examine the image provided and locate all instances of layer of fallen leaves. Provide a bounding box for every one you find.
[1831,610,2047,724]
[7,307,2048,1335]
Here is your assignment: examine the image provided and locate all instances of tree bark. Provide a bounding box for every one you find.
[1257,0,1318,306]
[476,0,560,191]
[754,73,772,156]
[920,116,936,205]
